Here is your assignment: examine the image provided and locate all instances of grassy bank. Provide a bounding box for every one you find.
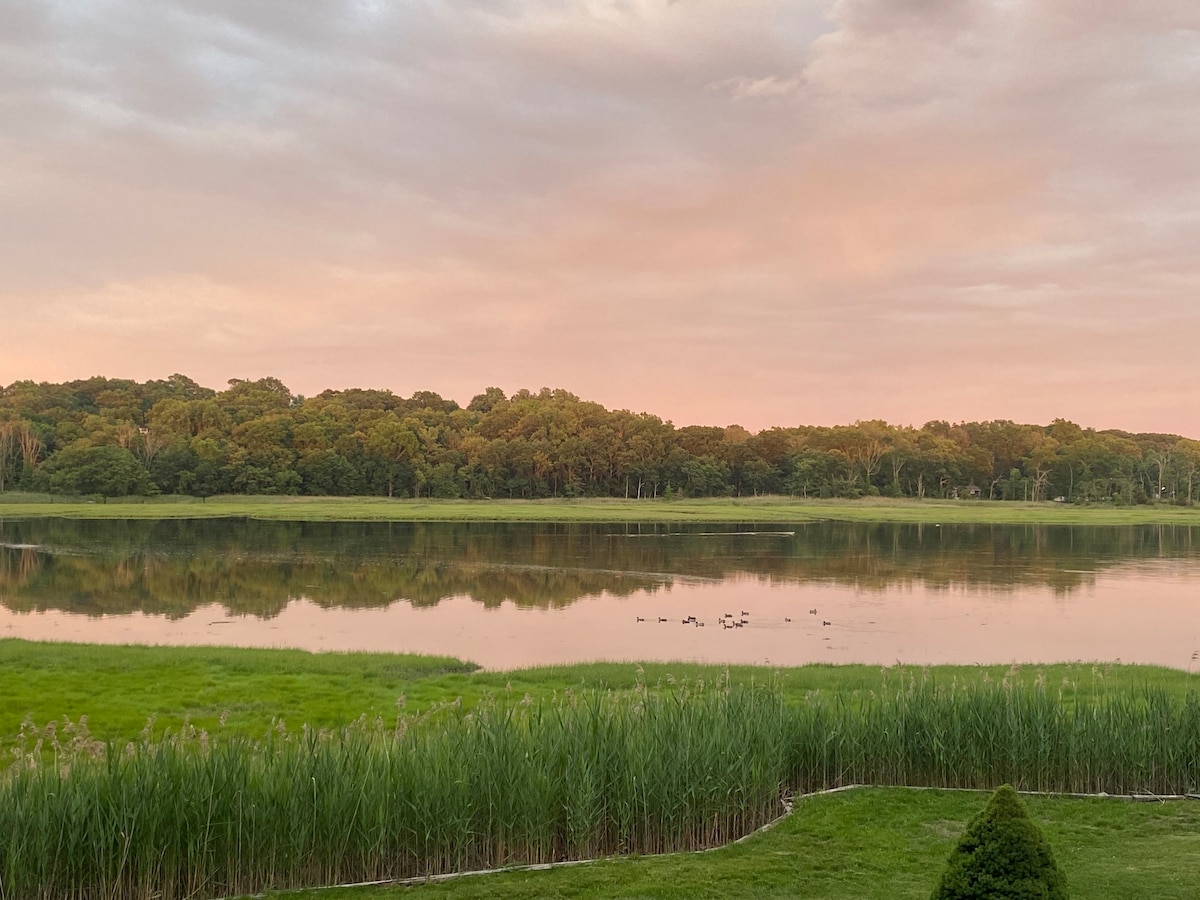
[3,643,1199,899]
[264,787,1200,900]
[3,640,1196,747]
[4,676,1198,899]
[5,493,1200,524]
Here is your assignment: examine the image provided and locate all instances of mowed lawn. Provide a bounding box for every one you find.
[6,493,1200,524]
[260,787,1200,900]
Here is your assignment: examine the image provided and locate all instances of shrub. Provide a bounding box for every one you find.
[932,784,1067,899]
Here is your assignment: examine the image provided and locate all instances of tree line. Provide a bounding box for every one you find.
[1,374,1197,503]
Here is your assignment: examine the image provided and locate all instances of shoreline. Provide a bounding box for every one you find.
[4,494,1200,525]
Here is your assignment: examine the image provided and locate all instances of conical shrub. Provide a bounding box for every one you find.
[932,785,1068,899]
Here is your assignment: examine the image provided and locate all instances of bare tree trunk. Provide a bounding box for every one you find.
[0,422,14,492]
[17,423,43,472]
[115,424,138,449]
[137,430,169,467]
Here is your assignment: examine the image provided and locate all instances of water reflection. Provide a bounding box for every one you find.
[3,519,1200,668]
[2,518,1199,619]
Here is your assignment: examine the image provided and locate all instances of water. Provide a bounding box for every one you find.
[1,518,1198,669]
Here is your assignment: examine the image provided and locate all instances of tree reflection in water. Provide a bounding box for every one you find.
[1,519,1199,620]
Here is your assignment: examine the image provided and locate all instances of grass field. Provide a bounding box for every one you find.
[259,786,1200,900]
[3,639,1195,746]
[4,493,1200,524]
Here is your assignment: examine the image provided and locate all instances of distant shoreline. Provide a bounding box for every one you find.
[3,494,1200,525]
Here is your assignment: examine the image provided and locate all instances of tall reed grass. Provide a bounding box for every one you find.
[789,670,1200,795]
[1,673,1197,900]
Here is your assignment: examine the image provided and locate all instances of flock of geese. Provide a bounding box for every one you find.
[636,609,832,628]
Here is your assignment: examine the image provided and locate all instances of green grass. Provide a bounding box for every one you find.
[3,643,1199,899]
[260,787,1200,900]
[3,640,1196,748]
[5,677,1199,899]
[0,641,478,745]
[5,494,1200,524]
[2,681,798,898]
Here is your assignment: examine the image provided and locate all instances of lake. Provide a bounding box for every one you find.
[1,518,1198,669]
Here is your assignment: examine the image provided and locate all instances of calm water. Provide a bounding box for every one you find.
[1,518,1198,669]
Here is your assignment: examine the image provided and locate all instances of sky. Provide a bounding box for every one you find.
[2,0,1199,435]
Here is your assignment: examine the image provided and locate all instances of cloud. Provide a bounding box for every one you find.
[2,1,1200,434]
[707,74,802,101]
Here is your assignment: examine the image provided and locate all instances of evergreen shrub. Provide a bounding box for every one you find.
[932,785,1068,899]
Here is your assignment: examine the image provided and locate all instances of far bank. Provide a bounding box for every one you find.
[4,494,1200,525]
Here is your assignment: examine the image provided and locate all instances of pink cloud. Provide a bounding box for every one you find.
[2,1,1200,436]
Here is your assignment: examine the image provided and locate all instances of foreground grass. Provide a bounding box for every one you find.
[3,643,1198,899]
[5,676,1199,898]
[3,639,1196,746]
[261,787,1200,900]
[4,494,1200,524]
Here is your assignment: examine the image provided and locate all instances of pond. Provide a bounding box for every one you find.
[1,518,1198,669]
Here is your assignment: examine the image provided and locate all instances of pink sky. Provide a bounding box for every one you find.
[3,1,1199,435]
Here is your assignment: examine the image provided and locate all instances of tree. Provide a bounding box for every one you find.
[0,420,15,492]
[783,449,843,499]
[1172,439,1200,504]
[884,427,917,497]
[40,445,155,497]
[467,386,507,414]
[1024,436,1061,502]
[16,421,43,476]
[219,377,293,424]
[932,784,1067,899]
[362,414,419,497]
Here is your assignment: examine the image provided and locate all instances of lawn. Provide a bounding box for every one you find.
[259,786,1200,900]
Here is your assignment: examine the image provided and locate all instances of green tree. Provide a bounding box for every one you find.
[362,414,419,497]
[467,386,507,414]
[932,784,1067,899]
[40,445,155,497]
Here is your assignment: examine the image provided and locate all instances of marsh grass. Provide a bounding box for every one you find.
[8,640,1193,757]
[5,494,1200,524]
[1,678,793,899]
[2,672,1198,900]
